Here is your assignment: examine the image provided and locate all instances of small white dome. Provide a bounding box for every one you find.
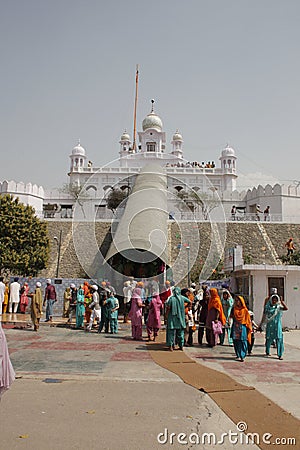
[120,130,131,142]
[72,142,86,156]
[172,130,183,141]
[221,144,235,157]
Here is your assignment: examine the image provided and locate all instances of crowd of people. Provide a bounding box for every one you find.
[165,161,216,169]
[230,205,271,221]
[0,276,288,362]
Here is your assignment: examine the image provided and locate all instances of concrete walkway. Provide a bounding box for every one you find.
[1,314,299,449]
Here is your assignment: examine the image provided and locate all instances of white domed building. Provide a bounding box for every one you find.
[60,101,239,219]
[2,99,300,223]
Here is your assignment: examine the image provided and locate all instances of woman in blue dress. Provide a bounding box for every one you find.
[260,294,288,360]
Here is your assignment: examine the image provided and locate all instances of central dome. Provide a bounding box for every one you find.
[142,108,163,131]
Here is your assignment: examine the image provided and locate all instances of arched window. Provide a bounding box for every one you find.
[86,185,97,192]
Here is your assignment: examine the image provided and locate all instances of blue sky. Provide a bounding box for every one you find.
[1,0,300,190]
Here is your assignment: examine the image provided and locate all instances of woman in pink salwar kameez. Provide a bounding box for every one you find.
[147,294,162,341]
[20,282,29,314]
[0,323,15,399]
[129,288,144,340]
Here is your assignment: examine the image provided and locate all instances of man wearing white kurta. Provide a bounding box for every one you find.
[0,277,5,315]
[9,278,21,313]
[86,285,101,331]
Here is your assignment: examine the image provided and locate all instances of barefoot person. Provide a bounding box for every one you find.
[128,287,144,340]
[230,295,252,362]
[146,293,162,341]
[165,287,189,351]
[260,293,288,360]
[30,282,43,331]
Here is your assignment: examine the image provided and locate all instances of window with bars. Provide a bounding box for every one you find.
[146,142,156,152]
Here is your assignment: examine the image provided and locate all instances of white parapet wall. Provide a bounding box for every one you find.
[0,180,45,218]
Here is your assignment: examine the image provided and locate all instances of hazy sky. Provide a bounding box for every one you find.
[1,0,300,191]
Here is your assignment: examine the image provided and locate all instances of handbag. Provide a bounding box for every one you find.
[212,320,223,335]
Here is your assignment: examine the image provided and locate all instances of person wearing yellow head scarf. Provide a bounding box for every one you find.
[230,295,252,362]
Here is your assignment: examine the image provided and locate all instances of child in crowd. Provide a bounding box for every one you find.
[187,303,196,346]
[248,310,259,355]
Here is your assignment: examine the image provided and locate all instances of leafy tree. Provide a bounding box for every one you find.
[189,190,219,220]
[0,195,49,276]
[59,182,91,218]
[176,188,219,220]
[106,188,129,214]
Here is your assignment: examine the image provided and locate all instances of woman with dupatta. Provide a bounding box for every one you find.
[219,289,234,346]
[128,287,144,340]
[146,293,162,341]
[0,322,15,398]
[260,294,288,360]
[76,285,85,329]
[20,282,29,314]
[165,287,189,351]
[30,282,43,331]
[230,295,252,362]
[205,288,226,347]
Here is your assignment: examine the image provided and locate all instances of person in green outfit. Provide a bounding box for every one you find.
[76,285,85,329]
[106,291,119,334]
[165,287,190,351]
[260,294,288,360]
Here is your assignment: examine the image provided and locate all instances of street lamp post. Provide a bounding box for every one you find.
[177,242,191,286]
[54,230,62,278]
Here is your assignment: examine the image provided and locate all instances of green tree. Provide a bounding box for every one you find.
[0,195,49,276]
[106,188,129,214]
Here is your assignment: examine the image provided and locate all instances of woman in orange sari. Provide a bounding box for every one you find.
[230,295,252,362]
[205,288,226,347]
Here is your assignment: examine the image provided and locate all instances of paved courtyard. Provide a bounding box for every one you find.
[1,316,299,449]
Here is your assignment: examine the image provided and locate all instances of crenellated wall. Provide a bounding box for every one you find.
[0,180,44,217]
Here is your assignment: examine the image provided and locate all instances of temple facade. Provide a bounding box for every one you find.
[2,101,300,222]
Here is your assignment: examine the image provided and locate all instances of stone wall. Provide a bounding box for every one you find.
[39,221,300,282]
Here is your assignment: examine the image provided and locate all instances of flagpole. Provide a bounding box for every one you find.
[132,64,139,152]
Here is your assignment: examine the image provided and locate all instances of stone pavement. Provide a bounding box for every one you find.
[184,330,300,421]
[1,314,299,449]
[2,315,178,383]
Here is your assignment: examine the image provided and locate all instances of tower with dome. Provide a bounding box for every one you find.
[66,100,238,219]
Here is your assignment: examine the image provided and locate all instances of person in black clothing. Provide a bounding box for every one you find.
[67,283,77,326]
[98,281,110,333]
[197,286,210,345]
